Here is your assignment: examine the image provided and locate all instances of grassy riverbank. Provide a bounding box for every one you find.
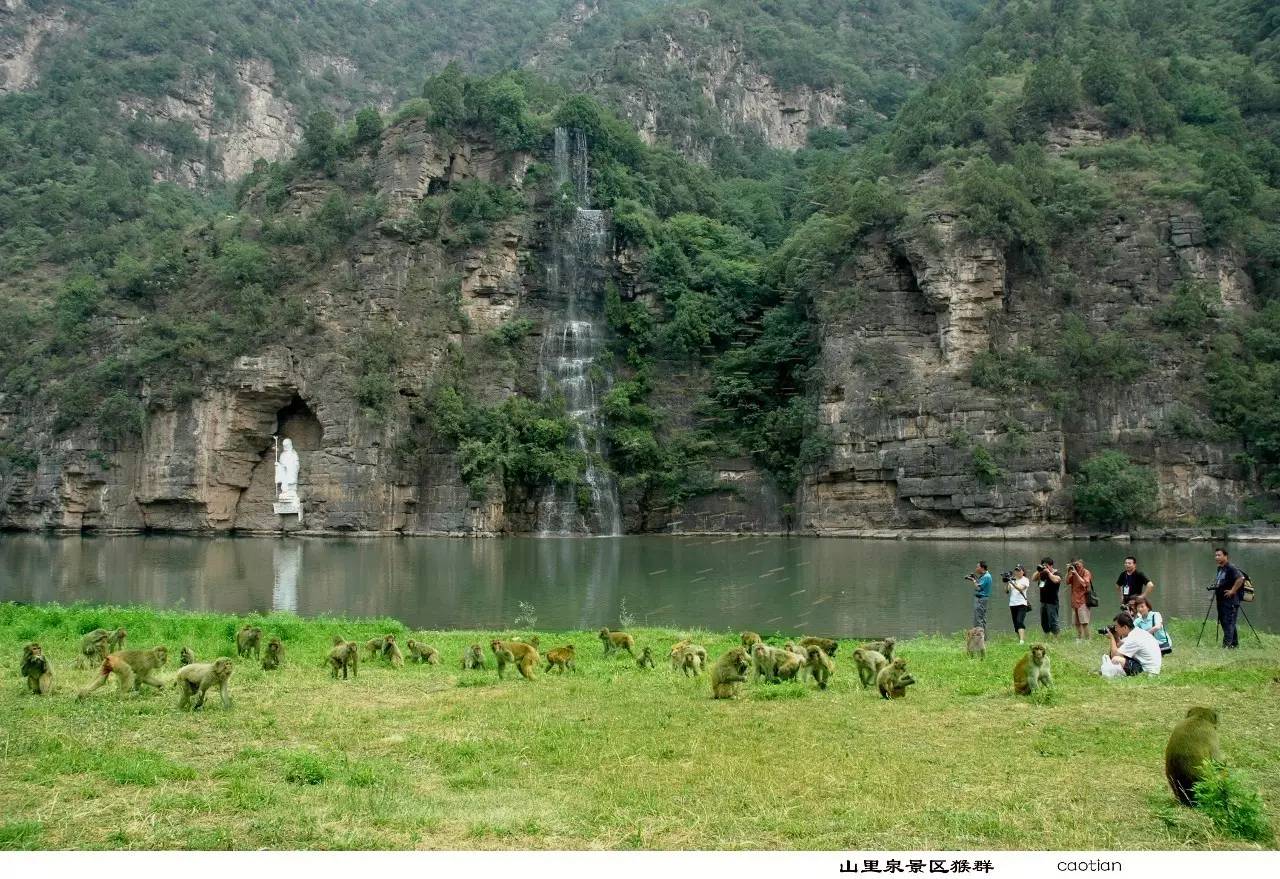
[1,603,1278,850]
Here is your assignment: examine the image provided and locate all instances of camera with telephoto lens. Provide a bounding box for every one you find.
[1097,624,1117,636]
[1000,571,1014,583]
[964,574,977,582]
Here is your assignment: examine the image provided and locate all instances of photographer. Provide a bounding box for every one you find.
[1115,556,1155,609]
[1213,547,1246,649]
[965,561,993,635]
[1099,611,1162,678]
[1031,557,1061,638]
[1067,557,1093,642]
[1005,564,1030,644]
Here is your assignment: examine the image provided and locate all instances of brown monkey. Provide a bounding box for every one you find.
[175,658,233,710]
[235,626,262,660]
[179,646,196,666]
[332,634,348,646]
[636,646,655,669]
[965,627,987,660]
[406,639,440,664]
[78,629,111,668]
[852,648,888,689]
[380,634,404,667]
[514,635,540,649]
[78,646,168,698]
[710,647,751,699]
[799,636,839,657]
[460,643,486,670]
[877,657,916,700]
[805,644,834,690]
[862,637,895,661]
[1013,644,1052,695]
[491,639,539,680]
[783,642,811,681]
[364,636,388,661]
[21,642,53,695]
[328,641,359,679]
[672,643,707,676]
[545,644,576,673]
[668,639,692,669]
[1165,706,1223,806]
[598,627,636,658]
[740,631,762,652]
[752,643,795,682]
[107,627,127,651]
[261,638,284,670]
[773,649,803,682]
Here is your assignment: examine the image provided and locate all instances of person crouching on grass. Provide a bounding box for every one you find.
[966,560,993,635]
[1100,611,1162,679]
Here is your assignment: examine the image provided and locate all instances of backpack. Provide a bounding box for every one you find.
[1240,571,1256,603]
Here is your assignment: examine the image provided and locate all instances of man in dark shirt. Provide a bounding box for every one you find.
[1032,556,1061,637]
[1115,556,1155,609]
[1213,547,1246,649]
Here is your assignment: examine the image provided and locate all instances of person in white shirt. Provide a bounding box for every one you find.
[1006,564,1031,644]
[1100,611,1162,678]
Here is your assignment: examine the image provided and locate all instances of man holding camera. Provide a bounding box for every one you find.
[1115,556,1155,610]
[1067,557,1093,641]
[1100,611,1162,678]
[966,561,993,635]
[1213,547,1246,649]
[1031,557,1061,638]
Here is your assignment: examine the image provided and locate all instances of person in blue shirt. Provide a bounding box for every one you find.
[966,560,993,634]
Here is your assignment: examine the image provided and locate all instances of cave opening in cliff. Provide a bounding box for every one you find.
[892,249,922,294]
[275,394,323,451]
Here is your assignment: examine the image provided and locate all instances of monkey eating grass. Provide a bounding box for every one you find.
[175,658,234,710]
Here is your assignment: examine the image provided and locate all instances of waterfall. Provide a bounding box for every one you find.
[535,128,622,536]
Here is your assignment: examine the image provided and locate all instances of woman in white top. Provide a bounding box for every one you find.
[1006,564,1031,644]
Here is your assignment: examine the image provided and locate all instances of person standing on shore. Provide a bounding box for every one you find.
[1115,556,1155,609]
[1006,564,1031,644]
[1067,557,1093,641]
[1213,547,1245,649]
[967,561,993,635]
[1032,557,1061,638]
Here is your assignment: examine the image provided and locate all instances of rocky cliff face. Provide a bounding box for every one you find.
[0,2,70,95]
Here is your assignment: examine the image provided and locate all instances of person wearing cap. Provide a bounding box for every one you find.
[1006,564,1031,644]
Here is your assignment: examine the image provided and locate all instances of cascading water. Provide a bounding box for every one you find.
[535,128,622,536]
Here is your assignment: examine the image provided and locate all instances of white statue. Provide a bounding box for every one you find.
[275,438,300,502]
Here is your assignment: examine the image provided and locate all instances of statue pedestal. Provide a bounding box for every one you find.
[273,496,303,526]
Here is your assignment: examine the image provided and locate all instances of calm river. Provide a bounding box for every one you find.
[1,535,1277,637]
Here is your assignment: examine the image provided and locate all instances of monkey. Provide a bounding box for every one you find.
[545,644,576,673]
[877,657,916,700]
[965,627,987,660]
[636,646,655,669]
[710,647,751,699]
[380,634,404,667]
[752,643,797,682]
[852,648,888,689]
[179,646,196,666]
[513,635,540,649]
[175,658,233,710]
[106,627,127,651]
[261,638,284,670]
[740,631,762,652]
[460,643,486,670]
[671,643,707,676]
[491,639,539,681]
[598,627,636,658]
[78,629,111,668]
[1164,706,1223,806]
[668,639,692,670]
[328,641,359,679]
[1013,644,1052,695]
[805,644,834,690]
[773,649,803,682]
[406,639,440,664]
[332,634,348,646]
[862,638,895,661]
[364,636,388,661]
[799,636,839,657]
[78,646,168,698]
[21,642,52,695]
[783,641,811,681]
[235,626,262,660]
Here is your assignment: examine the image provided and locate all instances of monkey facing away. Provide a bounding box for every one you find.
[636,646,655,669]
[364,636,389,661]
[261,638,284,670]
[805,645,834,690]
[406,639,440,664]
[1013,644,1052,695]
[545,645,576,673]
[1165,706,1223,806]
[877,657,916,700]
[672,643,707,676]
[598,627,636,658]
[965,627,987,660]
[106,628,127,651]
[710,647,751,699]
[852,648,888,689]
[175,658,234,710]
[799,636,839,657]
[179,646,196,666]
[236,626,262,660]
[491,639,539,681]
[78,646,169,698]
[328,641,359,679]
[862,638,895,661]
[78,629,111,668]
[21,642,53,695]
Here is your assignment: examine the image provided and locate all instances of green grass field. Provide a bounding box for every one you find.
[0,602,1277,850]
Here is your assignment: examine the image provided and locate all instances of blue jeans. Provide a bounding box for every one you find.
[1217,592,1241,648]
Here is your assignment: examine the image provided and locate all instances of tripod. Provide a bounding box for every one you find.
[1195,588,1263,647]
